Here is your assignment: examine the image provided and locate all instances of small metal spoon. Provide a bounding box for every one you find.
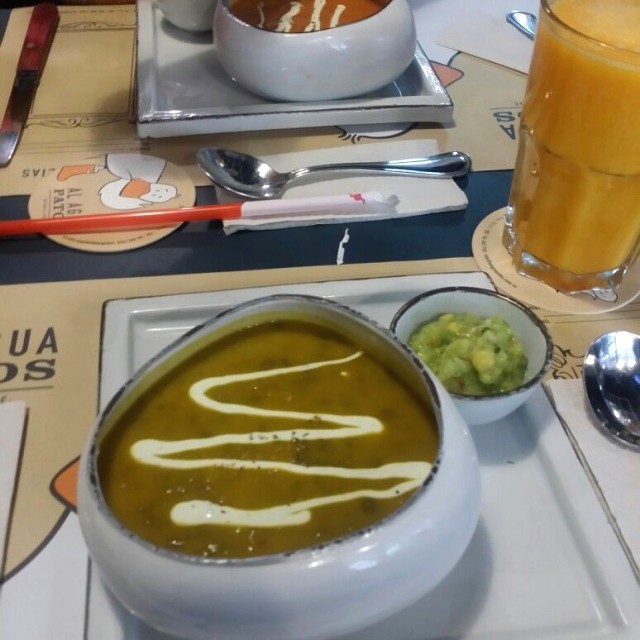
[196,148,472,200]
[583,331,640,452]
[506,10,537,40]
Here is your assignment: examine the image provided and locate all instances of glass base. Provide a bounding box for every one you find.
[502,222,627,294]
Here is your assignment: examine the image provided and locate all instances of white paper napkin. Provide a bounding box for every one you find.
[437,9,534,74]
[1,401,27,570]
[546,379,640,581]
[219,139,468,234]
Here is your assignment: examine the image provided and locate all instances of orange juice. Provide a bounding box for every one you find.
[503,0,640,291]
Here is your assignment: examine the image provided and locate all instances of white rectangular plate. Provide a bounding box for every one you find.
[136,0,453,138]
[95,273,640,639]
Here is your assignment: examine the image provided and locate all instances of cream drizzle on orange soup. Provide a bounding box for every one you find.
[231,0,386,33]
[98,318,438,558]
[131,351,431,528]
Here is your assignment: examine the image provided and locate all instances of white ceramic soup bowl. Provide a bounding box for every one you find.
[213,0,417,101]
[78,294,480,640]
[391,287,554,426]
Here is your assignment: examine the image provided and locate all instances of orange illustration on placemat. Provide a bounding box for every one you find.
[28,153,196,253]
[57,154,178,211]
[51,457,79,513]
[432,60,464,88]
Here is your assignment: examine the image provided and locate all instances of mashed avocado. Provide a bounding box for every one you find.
[408,312,528,396]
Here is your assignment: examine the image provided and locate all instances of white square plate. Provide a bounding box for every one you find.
[136,0,453,137]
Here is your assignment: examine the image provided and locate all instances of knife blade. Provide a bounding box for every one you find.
[0,3,59,168]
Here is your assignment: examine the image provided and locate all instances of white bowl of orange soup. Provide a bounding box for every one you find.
[212,0,417,101]
[78,295,480,640]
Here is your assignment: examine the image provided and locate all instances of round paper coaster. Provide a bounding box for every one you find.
[472,208,640,314]
[28,153,196,253]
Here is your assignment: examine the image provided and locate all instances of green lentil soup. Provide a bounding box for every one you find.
[98,316,439,559]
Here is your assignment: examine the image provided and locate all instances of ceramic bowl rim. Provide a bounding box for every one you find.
[390,286,554,402]
[219,0,397,35]
[86,293,445,568]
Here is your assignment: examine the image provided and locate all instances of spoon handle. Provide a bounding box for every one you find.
[289,151,471,183]
[506,10,537,40]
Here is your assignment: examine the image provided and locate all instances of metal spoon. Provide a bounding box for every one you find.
[196,148,472,200]
[583,331,640,452]
[506,10,537,40]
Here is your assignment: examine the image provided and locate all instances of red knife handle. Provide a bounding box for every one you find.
[17,3,59,75]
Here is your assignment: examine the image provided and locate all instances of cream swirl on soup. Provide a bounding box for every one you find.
[231,0,387,33]
[131,351,430,528]
[97,319,438,558]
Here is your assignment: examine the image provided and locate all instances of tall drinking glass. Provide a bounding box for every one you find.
[503,0,640,292]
